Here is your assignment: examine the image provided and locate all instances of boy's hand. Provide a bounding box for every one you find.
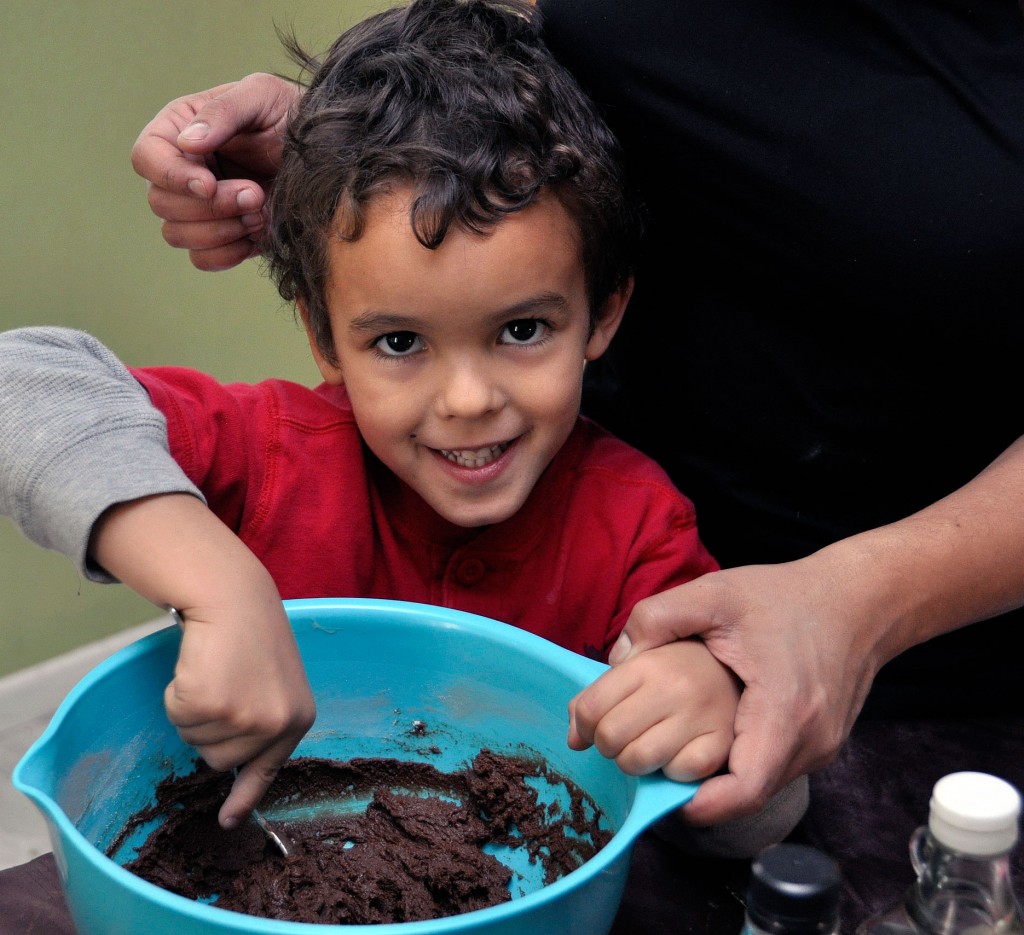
[90,493,316,829]
[567,638,739,784]
[604,562,875,827]
[130,73,299,271]
[168,600,315,829]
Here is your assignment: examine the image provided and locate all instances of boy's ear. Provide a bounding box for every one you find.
[584,276,633,362]
[297,300,345,386]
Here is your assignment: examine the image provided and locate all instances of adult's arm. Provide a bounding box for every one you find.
[594,435,1024,825]
[130,73,299,271]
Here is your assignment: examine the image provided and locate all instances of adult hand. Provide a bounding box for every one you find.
[130,73,300,271]
[609,431,1024,828]
[606,554,890,827]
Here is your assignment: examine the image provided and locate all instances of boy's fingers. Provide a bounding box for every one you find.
[173,714,313,826]
[218,748,289,830]
[163,677,203,729]
[566,668,641,751]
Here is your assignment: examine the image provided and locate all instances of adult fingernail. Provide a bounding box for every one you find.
[237,188,260,212]
[608,632,631,665]
[180,121,210,142]
[221,816,239,830]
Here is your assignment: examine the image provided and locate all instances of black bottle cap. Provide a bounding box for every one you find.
[746,843,841,933]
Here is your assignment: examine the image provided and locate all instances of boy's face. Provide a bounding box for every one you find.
[302,186,629,528]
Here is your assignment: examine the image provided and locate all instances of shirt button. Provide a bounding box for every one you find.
[455,558,486,586]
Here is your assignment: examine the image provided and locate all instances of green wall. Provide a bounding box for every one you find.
[0,1,392,676]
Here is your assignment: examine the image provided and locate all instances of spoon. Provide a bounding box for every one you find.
[233,767,291,858]
[166,606,291,858]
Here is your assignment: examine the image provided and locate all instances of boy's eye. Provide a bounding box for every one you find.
[500,319,547,345]
[375,331,422,356]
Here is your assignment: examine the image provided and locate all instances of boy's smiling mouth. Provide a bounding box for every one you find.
[435,440,514,468]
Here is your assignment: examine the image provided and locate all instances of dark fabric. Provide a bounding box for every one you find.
[538,0,1024,718]
[0,853,77,935]
[610,717,1024,934]
[794,716,1024,931]
[5,716,1022,934]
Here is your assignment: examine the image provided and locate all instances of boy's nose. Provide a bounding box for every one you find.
[434,360,506,419]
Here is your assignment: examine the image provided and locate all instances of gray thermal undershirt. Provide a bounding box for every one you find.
[0,326,202,582]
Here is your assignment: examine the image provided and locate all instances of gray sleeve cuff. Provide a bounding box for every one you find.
[0,326,204,582]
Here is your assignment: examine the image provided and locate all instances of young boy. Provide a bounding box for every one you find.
[0,0,804,850]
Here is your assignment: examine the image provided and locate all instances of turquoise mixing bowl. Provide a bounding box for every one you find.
[14,598,698,935]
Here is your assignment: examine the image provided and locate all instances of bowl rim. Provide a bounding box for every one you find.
[14,597,698,933]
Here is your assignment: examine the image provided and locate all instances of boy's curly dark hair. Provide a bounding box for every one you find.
[263,0,642,364]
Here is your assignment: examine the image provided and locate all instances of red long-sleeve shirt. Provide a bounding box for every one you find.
[134,367,718,661]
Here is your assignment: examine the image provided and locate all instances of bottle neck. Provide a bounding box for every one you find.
[908,829,1022,934]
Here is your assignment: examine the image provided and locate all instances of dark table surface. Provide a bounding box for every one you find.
[4,715,1023,935]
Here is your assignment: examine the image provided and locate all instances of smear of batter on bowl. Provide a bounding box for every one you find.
[110,749,612,924]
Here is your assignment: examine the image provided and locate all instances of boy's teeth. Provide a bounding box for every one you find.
[440,443,509,468]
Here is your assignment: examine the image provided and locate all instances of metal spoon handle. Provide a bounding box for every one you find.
[251,801,291,856]
[232,768,290,857]
[166,606,290,857]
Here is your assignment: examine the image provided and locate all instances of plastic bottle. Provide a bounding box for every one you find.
[742,842,842,934]
[857,771,1024,935]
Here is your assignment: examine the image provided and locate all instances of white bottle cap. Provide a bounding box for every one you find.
[928,771,1021,856]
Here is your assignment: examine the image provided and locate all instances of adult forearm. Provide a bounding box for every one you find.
[610,434,1024,826]
[809,434,1024,670]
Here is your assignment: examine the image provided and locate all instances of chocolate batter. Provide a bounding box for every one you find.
[110,748,612,924]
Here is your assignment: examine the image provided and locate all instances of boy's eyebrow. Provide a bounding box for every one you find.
[347,293,572,334]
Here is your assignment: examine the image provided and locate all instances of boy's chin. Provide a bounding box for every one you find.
[430,498,524,529]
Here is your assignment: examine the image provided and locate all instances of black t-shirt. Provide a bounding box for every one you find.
[539,0,1024,715]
